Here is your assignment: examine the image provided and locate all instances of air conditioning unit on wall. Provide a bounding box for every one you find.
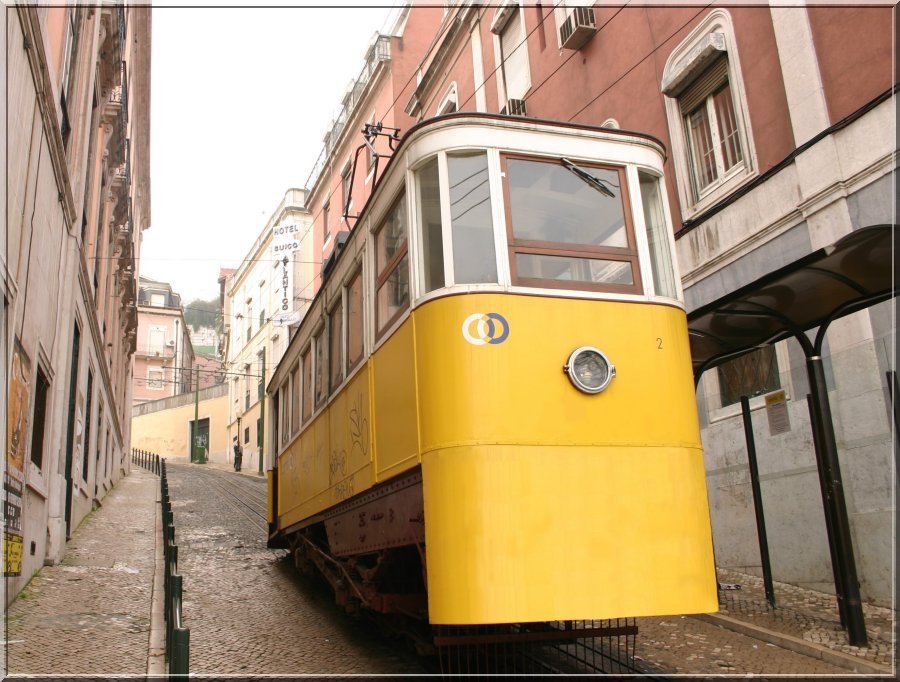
[560,6,597,51]
[502,98,528,116]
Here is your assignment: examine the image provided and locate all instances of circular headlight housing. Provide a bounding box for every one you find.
[564,346,615,394]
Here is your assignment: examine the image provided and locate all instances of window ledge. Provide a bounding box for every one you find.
[680,167,758,224]
[25,464,48,499]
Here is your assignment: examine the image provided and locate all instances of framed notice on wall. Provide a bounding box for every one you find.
[4,339,31,576]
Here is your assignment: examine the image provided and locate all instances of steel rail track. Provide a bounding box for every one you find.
[171,464,269,532]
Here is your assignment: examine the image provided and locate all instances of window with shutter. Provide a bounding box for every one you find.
[499,8,530,102]
[661,11,755,217]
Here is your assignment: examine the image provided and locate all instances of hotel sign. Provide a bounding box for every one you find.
[271,223,300,324]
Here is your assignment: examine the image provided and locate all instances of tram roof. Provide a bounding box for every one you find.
[687,224,896,378]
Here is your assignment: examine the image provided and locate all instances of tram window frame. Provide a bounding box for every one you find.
[374,190,410,337]
[313,326,327,408]
[328,297,344,393]
[290,363,300,436]
[301,345,313,422]
[346,267,365,374]
[500,153,643,295]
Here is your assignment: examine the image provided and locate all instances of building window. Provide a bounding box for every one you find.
[492,2,531,107]
[661,11,754,216]
[30,368,51,469]
[60,7,81,149]
[148,327,166,355]
[259,283,265,328]
[148,370,164,389]
[244,377,250,411]
[437,83,458,115]
[366,114,377,174]
[244,426,250,444]
[246,304,253,342]
[501,155,641,293]
[346,269,364,373]
[341,162,353,217]
[717,346,781,408]
[82,369,94,482]
[681,58,744,199]
[322,202,331,249]
[374,192,409,334]
[149,293,165,307]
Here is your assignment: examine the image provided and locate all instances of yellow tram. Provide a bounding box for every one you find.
[266,113,717,629]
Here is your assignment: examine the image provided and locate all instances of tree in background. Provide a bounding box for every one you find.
[184,297,220,331]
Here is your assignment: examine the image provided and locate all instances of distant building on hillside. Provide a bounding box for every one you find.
[195,352,225,390]
[133,276,195,405]
[189,326,219,356]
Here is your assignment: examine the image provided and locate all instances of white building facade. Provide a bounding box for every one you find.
[223,189,312,470]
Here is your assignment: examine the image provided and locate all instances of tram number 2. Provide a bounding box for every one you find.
[657,337,663,349]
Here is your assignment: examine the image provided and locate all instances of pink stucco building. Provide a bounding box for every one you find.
[133,276,195,405]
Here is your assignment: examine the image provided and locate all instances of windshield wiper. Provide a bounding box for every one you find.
[560,157,615,198]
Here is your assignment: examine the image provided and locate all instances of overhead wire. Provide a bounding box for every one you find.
[135,2,710,342]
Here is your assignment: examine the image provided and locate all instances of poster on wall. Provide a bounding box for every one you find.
[4,339,30,576]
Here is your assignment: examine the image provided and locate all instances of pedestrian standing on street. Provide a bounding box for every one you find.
[233,437,243,472]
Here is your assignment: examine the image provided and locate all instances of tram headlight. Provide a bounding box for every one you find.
[564,346,615,394]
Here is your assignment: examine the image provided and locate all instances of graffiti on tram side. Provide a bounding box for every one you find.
[348,392,369,460]
[334,478,355,502]
[329,449,347,484]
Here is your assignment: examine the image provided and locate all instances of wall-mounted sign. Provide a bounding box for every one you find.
[765,389,791,436]
[272,223,300,255]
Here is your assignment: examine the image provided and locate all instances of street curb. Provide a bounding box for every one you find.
[693,613,895,676]
[147,475,166,676]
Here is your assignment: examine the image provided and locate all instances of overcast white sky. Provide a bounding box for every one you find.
[142,5,404,304]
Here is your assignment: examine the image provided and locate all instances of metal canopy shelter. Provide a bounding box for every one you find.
[687,224,896,647]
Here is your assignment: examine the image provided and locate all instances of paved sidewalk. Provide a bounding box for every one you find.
[4,467,161,676]
[707,567,896,671]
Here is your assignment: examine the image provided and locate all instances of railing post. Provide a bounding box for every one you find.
[171,627,190,677]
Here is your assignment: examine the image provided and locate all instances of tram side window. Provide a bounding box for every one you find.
[301,347,312,422]
[639,171,678,299]
[279,384,289,447]
[502,155,641,294]
[417,158,444,293]
[347,269,364,372]
[329,299,344,392]
[448,152,497,284]
[314,328,327,407]
[290,364,300,436]
[375,192,409,334]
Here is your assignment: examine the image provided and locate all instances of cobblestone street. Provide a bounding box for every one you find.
[3,461,895,677]
[166,461,430,675]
